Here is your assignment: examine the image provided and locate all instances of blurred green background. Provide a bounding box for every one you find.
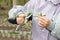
[0,0,28,17]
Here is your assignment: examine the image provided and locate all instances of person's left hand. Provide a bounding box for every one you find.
[38,16,51,28]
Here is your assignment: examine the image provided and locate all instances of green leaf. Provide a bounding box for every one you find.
[39,12,46,16]
[27,12,31,16]
[9,31,19,34]
[39,13,42,16]
[0,0,3,2]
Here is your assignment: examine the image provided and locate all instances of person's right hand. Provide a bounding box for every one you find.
[16,14,26,25]
[38,16,51,28]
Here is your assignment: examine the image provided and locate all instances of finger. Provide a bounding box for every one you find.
[38,18,48,24]
[42,17,49,22]
[38,16,49,22]
[38,22,44,28]
[38,19,50,27]
[38,16,50,27]
[38,20,47,27]
[41,21,47,27]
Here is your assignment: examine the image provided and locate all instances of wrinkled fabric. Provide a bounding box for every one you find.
[8,0,60,40]
[51,7,60,39]
[32,0,58,40]
[48,0,60,4]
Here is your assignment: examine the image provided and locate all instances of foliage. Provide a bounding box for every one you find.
[0,0,3,2]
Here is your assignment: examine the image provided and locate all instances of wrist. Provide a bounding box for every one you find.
[47,20,55,31]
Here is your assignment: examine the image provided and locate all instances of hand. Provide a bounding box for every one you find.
[16,14,26,25]
[38,16,51,28]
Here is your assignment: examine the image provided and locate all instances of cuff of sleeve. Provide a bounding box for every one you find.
[47,21,55,31]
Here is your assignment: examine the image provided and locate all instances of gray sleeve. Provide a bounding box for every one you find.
[47,21,56,31]
[48,7,60,39]
[8,5,23,19]
[51,13,60,39]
